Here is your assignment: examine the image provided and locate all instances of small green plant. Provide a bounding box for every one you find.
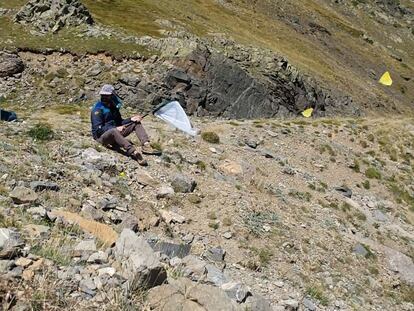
[150,141,163,152]
[201,131,220,144]
[195,160,206,171]
[208,222,219,230]
[31,244,71,266]
[207,211,217,220]
[27,123,54,141]
[351,159,360,172]
[341,202,351,212]
[306,286,329,306]
[222,217,232,226]
[365,167,381,179]
[362,180,370,189]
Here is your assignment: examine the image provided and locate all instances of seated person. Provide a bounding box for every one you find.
[91,84,160,166]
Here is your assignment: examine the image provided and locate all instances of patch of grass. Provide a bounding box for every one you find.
[208,222,219,230]
[319,144,336,156]
[243,211,278,236]
[201,131,220,144]
[354,210,367,222]
[388,182,414,212]
[362,180,371,189]
[289,190,312,202]
[195,160,206,171]
[27,123,55,141]
[207,211,217,220]
[306,285,329,306]
[365,167,381,179]
[222,217,232,227]
[341,202,351,212]
[31,244,71,266]
[350,159,360,173]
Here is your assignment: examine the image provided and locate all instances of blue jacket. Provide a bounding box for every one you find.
[90,101,131,140]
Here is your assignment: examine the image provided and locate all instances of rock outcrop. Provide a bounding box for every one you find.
[14,0,94,33]
[0,53,24,78]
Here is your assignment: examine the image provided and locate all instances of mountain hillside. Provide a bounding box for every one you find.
[0,1,413,310]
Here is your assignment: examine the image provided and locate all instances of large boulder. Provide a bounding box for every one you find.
[14,0,94,33]
[114,229,167,290]
[0,53,24,78]
[9,187,38,204]
[147,277,242,311]
[0,228,24,259]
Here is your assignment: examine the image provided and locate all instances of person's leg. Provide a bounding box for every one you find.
[98,128,135,156]
[134,122,150,145]
[120,122,136,138]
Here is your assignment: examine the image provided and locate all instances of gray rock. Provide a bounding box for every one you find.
[353,243,369,257]
[384,247,414,286]
[114,229,167,289]
[0,53,24,78]
[147,277,241,311]
[205,264,230,286]
[181,255,207,280]
[372,210,388,222]
[0,228,23,259]
[119,74,140,87]
[204,246,226,262]
[79,278,97,296]
[245,295,274,311]
[156,186,175,199]
[87,251,108,264]
[221,282,251,303]
[282,299,299,310]
[73,239,96,257]
[86,64,103,77]
[282,166,296,176]
[171,174,197,193]
[335,186,352,198]
[15,0,94,33]
[27,206,47,218]
[9,186,38,204]
[0,260,13,273]
[150,241,191,259]
[30,181,60,192]
[303,298,316,311]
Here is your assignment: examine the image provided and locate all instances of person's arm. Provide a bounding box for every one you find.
[91,109,115,138]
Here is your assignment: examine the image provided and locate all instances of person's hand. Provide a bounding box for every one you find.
[117,125,125,132]
[131,115,142,123]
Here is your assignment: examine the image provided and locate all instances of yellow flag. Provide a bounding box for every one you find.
[302,108,313,118]
[379,71,392,86]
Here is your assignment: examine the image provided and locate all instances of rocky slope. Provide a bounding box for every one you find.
[0,0,413,310]
[1,102,414,310]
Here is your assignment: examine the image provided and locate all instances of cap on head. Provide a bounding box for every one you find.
[99,84,115,96]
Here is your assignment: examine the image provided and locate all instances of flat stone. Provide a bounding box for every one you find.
[245,295,274,311]
[30,181,60,192]
[384,247,414,286]
[0,228,23,258]
[87,251,108,264]
[79,278,97,296]
[9,187,38,204]
[0,260,13,273]
[353,243,368,257]
[218,160,243,176]
[160,210,186,224]
[26,206,47,218]
[335,186,352,198]
[147,277,240,311]
[150,241,191,259]
[73,240,96,257]
[282,299,299,310]
[303,298,316,311]
[222,232,232,239]
[15,257,33,268]
[23,224,50,238]
[98,267,116,277]
[181,255,207,281]
[372,210,388,222]
[156,186,175,199]
[136,170,159,187]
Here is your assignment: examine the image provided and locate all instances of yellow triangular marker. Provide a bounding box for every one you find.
[302,108,314,118]
[379,71,392,86]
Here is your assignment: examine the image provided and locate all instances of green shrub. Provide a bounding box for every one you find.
[27,123,54,141]
[365,167,381,179]
[201,131,220,144]
[362,180,370,189]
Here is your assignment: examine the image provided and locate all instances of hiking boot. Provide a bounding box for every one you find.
[142,142,162,155]
[131,151,148,166]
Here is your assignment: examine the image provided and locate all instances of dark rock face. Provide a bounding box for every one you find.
[116,45,360,119]
[0,53,24,78]
[14,0,94,33]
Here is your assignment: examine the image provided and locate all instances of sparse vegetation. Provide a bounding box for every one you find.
[365,167,381,179]
[201,131,220,144]
[306,285,329,306]
[27,123,55,141]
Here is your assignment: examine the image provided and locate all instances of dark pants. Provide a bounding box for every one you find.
[97,122,149,155]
